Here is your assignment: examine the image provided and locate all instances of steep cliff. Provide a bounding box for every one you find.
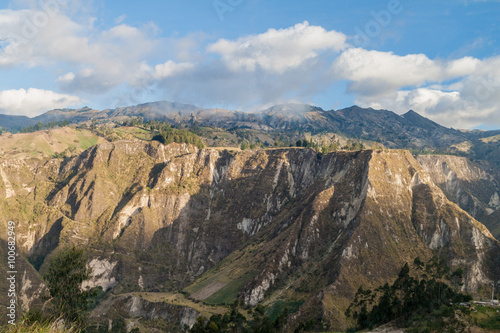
[417,155,500,240]
[0,139,498,330]
[185,149,500,329]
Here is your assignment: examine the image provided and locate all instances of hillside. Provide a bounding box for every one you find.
[4,101,500,184]
[0,131,498,330]
[0,127,105,159]
[1,101,494,149]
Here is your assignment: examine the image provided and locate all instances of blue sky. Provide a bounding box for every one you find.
[0,0,499,129]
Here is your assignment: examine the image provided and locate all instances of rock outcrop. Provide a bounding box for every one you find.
[417,155,500,240]
[0,140,499,330]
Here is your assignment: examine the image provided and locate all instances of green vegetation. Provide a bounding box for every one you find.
[472,306,500,330]
[51,151,67,159]
[152,128,205,148]
[43,246,102,324]
[293,137,363,154]
[409,148,468,157]
[75,132,98,150]
[19,120,71,133]
[190,302,289,333]
[265,300,303,322]
[346,257,472,332]
[0,247,104,332]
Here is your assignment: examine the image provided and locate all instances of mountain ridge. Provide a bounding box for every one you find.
[1,100,497,135]
[1,133,499,330]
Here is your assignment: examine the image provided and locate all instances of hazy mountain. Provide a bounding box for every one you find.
[2,101,494,150]
[0,114,39,131]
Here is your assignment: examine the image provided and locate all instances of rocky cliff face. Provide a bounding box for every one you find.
[188,148,499,329]
[0,154,56,320]
[0,140,499,330]
[417,155,500,240]
[90,294,200,331]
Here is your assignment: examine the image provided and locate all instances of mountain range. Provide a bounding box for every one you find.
[0,102,499,331]
[2,101,500,149]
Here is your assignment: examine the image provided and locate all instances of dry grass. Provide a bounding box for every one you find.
[0,319,81,333]
[0,127,105,159]
[121,292,229,318]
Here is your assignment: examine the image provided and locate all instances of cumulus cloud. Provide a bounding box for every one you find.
[330,47,500,128]
[155,60,335,109]
[0,88,83,117]
[1,4,499,129]
[358,86,499,129]
[208,21,347,73]
[352,55,500,128]
[332,48,480,97]
[0,8,159,94]
[153,61,194,79]
[148,22,348,109]
[136,28,500,128]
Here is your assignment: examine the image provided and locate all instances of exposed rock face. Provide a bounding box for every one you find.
[90,294,200,330]
[0,141,499,330]
[417,155,500,240]
[223,150,498,329]
[0,238,47,321]
[0,155,56,322]
[81,258,118,291]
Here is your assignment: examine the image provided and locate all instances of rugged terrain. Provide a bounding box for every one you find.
[0,128,499,330]
[3,101,500,149]
[417,155,500,239]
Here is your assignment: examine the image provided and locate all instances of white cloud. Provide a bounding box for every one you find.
[57,72,76,83]
[103,24,142,40]
[332,48,480,98]
[114,14,127,25]
[0,8,159,94]
[353,55,500,128]
[0,88,83,117]
[0,6,499,129]
[330,47,500,128]
[208,21,347,73]
[153,60,194,79]
[148,22,347,108]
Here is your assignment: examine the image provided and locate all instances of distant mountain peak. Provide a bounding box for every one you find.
[402,109,446,130]
[403,109,426,119]
[262,103,324,115]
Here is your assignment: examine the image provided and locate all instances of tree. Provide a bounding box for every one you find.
[152,133,166,144]
[34,121,44,131]
[346,257,472,332]
[189,301,291,333]
[43,246,98,323]
[151,128,205,148]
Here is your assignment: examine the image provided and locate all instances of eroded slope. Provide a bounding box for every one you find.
[0,140,498,330]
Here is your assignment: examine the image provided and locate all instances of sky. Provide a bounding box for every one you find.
[0,0,500,129]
